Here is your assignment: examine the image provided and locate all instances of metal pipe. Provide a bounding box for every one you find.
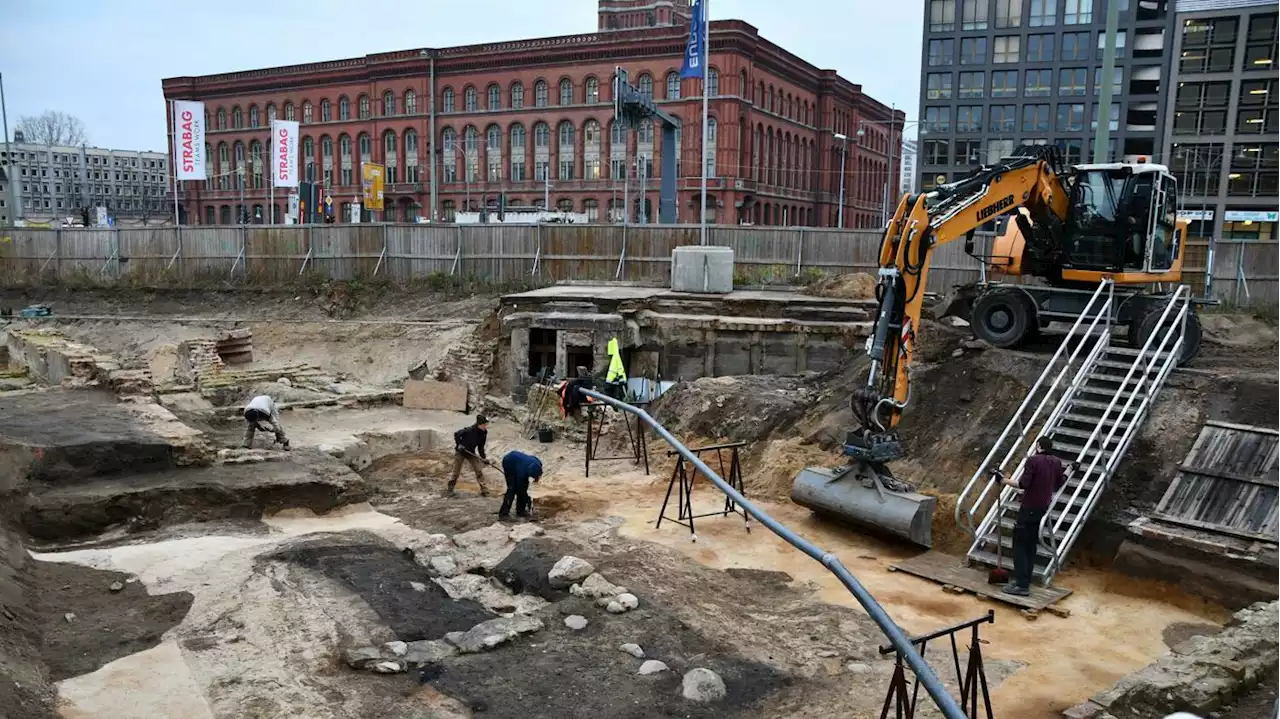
[578,388,967,719]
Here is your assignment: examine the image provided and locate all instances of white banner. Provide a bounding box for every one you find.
[172,100,206,181]
[270,119,300,188]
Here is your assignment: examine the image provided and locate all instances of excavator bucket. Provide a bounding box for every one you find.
[935,282,981,324]
[791,465,936,547]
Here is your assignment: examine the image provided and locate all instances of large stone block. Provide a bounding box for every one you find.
[403,378,468,411]
[671,246,733,294]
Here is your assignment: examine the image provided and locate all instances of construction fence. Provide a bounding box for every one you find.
[0,224,1273,306]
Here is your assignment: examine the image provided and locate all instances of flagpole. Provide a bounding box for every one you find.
[269,125,275,225]
[170,100,180,226]
[698,0,709,245]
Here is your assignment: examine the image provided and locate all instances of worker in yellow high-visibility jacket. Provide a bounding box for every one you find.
[605,337,627,399]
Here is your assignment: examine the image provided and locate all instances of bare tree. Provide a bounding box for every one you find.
[14,110,88,146]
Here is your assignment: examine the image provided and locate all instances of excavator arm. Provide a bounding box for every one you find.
[851,146,1072,450]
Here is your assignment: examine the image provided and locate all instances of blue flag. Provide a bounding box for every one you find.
[680,0,706,79]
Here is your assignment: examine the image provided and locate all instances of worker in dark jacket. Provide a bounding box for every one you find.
[498,450,543,519]
[449,415,491,497]
[1001,435,1068,596]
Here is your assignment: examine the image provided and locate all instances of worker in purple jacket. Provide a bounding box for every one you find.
[1001,435,1068,596]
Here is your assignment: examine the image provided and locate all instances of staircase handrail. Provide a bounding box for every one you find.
[1037,287,1188,576]
[956,279,1115,537]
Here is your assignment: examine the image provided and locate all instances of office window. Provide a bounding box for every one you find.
[1174,82,1230,134]
[1097,30,1128,60]
[989,105,1018,132]
[1027,34,1055,61]
[924,106,953,132]
[1056,138,1085,164]
[1064,0,1092,24]
[1091,103,1120,131]
[957,106,983,131]
[991,70,1019,97]
[1056,103,1086,131]
[962,0,989,29]
[929,39,956,66]
[1024,69,1053,96]
[926,73,954,99]
[930,0,957,30]
[1236,108,1278,134]
[955,140,984,165]
[1227,143,1279,197]
[923,139,951,164]
[1030,0,1056,26]
[994,36,1021,63]
[1245,14,1277,70]
[1093,67,1123,95]
[1060,32,1090,61]
[1059,68,1088,96]
[961,37,988,64]
[1240,79,1277,108]
[994,0,1022,27]
[987,138,1015,163]
[959,71,985,98]
[1022,104,1051,131]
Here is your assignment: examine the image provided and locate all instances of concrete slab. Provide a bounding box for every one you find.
[56,639,216,719]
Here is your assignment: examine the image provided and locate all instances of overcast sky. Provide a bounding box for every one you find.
[1,0,921,152]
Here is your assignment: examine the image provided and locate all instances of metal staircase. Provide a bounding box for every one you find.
[956,282,1192,585]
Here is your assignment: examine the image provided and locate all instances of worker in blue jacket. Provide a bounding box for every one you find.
[499,450,543,519]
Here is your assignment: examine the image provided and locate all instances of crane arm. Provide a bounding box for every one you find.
[853,146,1072,438]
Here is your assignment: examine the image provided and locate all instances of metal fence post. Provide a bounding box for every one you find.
[616,223,628,280]
[374,223,388,276]
[532,223,542,277]
[1233,241,1250,305]
[795,227,804,276]
[1203,238,1215,299]
[451,225,463,276]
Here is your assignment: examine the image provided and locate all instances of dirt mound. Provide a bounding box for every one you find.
[808,272,877,300]
[651,375,820,446]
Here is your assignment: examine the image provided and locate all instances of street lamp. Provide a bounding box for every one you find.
[834,132,849,228]
[441,137,472,217]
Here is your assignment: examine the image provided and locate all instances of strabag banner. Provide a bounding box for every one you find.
[172,100,206,180]
[271,119,300,188]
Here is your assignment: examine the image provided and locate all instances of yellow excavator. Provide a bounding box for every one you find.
[791,145,1201,546]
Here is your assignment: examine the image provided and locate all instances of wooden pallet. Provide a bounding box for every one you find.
[890,550,1072,616]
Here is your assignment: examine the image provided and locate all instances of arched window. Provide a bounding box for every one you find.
[358,94,370,119]
[303,101,313,123]
[584,120,600,146]
[557,121,574,179]
[358,133,372,160]
[248,105,260,128]
[321,135,333,164]
[249,140,264,187]
[285,102,296,121]
[404,129,420,182]
[464,86,477,112]
[339,134,351,157]
[666,72,681,100]
[534,122,550,148]
[302,136,315,182]
[205,206,215,225]
[265,104,276,123]
[486,125,501,152]
[464,125,478,154]
[559,78,573,105]
[707,69,719,97]
[233,142,245,189]
[638,119,654,144]
[216,108,226,130]
[509,124,527,181]
[383,130,398,182]
[338,96,350,121]
[611,120,626,146]
[511,82,525,110]
[486,125,502,182]
[442,87,455,113]
[534,80,549,108]
[404,90,416,115]
[216,142,229,189]
[586,77,599,104]
[638,73,653,98]
[231,106,243,129]
[442,127,456,150]
[739,70,747,99]
[487,84,501,110]
[383,91,395,116]
[204,142,213,189]
[705,117,718,178]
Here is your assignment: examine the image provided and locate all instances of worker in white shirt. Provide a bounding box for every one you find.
[243,395,290,450]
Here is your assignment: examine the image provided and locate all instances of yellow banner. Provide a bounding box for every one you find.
[361,163,385,211]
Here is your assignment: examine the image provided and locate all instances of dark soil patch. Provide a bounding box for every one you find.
[724,568,793,587]
[1161,621,1222,648]
[29,560,192,681]
[264,534,493,641]
[0,525,56,719]
[491,538,587,600]
[430,599,787,719]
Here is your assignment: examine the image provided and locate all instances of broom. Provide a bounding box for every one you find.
[988,469,1011,585]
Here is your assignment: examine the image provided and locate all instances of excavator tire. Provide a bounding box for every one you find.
[1130,303,1202,366]
[970,288,1036,349]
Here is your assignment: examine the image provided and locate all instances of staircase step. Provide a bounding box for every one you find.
[966,549,1051,578]
[1059,411,1129,427]
[1106,347,1174,360]
[1051,440,1111,461]
[1078,384,1149,402]
[1067,398,1141,415]
[1052,425,1127,444]
[1094,359,1162,373]
[977,533,1058,558]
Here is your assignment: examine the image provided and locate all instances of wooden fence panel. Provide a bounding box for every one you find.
[386,224,456,280]
[245,227,307,284]
[0,229,57,285]
[1211,241,1279,306]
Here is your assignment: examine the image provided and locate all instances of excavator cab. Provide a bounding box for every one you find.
[1062,163,1180,276]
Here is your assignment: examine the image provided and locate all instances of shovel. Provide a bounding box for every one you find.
[988,470,1011,585]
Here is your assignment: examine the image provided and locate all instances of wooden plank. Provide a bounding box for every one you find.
[890,550,1072,612]
[1149,512,1279,543]
[1204,420,1280,436]
[1177,463,1279,487]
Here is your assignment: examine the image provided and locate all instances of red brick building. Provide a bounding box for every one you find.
[162,0,904,227]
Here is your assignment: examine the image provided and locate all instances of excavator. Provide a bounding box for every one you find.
[791,145,1201,546]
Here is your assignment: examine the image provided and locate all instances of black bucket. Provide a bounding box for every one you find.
[538,427,554,443]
